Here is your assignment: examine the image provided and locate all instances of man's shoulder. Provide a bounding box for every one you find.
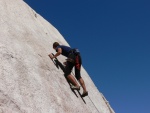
[56,45,72,51]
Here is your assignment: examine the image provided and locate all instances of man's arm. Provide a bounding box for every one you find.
[49,48,62,59]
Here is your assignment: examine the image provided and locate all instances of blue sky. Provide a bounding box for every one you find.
[25,0,150,113]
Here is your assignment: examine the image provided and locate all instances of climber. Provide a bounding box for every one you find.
[49,42,88,97]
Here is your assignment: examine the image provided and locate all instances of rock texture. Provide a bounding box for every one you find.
[0,0,115,113]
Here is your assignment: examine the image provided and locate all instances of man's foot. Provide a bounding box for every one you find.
[70,85,80,90]
[81,91,88,97]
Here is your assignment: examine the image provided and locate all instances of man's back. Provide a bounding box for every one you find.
[56,45,72,57]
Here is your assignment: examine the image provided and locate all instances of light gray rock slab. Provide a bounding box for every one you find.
[0,0,115,113]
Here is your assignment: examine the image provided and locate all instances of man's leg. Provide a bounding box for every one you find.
[75,55,88,96]
[67,74,80,88]
[76,72,88,95]
[78,77,87,94]
[65,61,80,89]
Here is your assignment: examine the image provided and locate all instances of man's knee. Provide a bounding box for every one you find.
[64,70,71,77]
[75,75,81,80]
[75,69,81,80]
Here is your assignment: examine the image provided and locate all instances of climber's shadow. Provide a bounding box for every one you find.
[51,56,86,104]
[54,59,66,72]
[52,59,78,96]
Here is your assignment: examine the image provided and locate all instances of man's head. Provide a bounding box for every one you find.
[53,42,60,50]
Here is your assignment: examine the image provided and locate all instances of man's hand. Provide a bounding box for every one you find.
[48,54,54,59]
[63,62,67,65]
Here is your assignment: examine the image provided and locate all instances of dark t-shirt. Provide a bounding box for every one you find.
[56,45,72,57]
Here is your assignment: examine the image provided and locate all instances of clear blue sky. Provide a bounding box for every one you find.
[25,0,150,113]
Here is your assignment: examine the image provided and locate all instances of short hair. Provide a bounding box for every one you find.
[53,42,60,48]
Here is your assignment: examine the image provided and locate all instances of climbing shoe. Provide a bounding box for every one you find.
[70,85,80,90]
[81,91,88,97]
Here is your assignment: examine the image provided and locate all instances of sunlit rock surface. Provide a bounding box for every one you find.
[0,0,115,113]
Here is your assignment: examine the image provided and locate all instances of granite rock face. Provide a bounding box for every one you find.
[0,0,115,113]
